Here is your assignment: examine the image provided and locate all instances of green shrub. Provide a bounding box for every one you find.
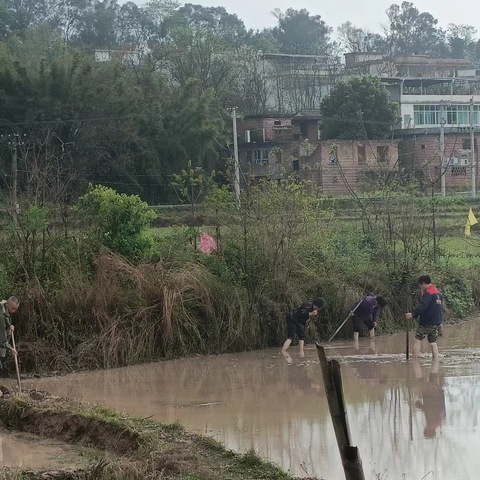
[77,185,156,259]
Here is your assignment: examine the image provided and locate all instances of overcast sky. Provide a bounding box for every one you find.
[151,0,480,33]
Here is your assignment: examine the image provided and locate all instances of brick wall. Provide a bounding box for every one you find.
[238,116,320,145]
[321,140,399,195]
[398,133,479,192]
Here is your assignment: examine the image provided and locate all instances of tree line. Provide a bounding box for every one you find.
[2,0,479,59]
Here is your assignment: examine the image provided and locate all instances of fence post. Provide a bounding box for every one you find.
[316,343,365,480]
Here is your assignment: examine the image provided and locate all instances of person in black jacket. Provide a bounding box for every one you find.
[351,295,388,342]
[281,297,326,355]
[405,275,443,359]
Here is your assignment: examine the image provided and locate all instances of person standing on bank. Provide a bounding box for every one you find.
[351,295,388,342]
[281,298,326,355]
[405,275,443,360]
[0,296,19,369]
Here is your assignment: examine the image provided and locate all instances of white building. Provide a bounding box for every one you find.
[382,77,480,129]
[344,53,480,130]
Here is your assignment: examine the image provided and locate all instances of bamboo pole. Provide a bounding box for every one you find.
[11,332,21,392]
[316,343,365,480]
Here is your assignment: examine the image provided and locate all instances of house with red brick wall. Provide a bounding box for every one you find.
[236,114,400,194]
[397,129,480,193]
[237,114,322,181]
[320,140,400,196]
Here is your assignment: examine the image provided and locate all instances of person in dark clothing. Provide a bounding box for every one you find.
[351,295,388,342]
[0,296,19,369]
[405,275,443,359]
[281,298,326,355]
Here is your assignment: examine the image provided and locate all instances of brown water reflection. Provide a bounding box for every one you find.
[21,319,480,479]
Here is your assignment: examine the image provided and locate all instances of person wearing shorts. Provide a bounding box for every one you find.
[405,275,443,359]
[281,298,326,355]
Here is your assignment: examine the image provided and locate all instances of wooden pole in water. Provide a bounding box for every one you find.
[405,319,410,360]
[316,343,366,480]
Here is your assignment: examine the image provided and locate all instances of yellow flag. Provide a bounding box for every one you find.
[465,208,478,237]
[468,208,478,226]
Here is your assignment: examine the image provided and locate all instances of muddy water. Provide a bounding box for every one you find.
[23,319,480,479]
[0,430,97,469]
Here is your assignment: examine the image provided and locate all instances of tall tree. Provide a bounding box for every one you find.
[3,0,53,33]
[447,24,477,59]
[384,2,447,57]
[116,2,159,47]
[169,3,248,48]
[246,28,279,53]
[320,76,399,140]
[271,8,333,55]
[338,22,387,53]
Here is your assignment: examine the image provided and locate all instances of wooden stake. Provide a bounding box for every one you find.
[316,343,365,480]
[406,319,410,360]
[10,332,21,392]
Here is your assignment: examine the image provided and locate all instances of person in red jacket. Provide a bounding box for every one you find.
[405,275,443,359]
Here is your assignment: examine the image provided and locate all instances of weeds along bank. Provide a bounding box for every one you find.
[1,183,479,374]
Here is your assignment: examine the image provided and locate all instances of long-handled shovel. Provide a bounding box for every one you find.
[328,297,366,342]
[10,332,21,392]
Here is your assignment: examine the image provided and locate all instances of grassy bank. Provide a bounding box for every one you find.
[0,392,307,480]
[2,184,480,375]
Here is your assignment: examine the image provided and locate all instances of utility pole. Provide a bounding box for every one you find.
[440,104,446,196]
[232,107,241,209]
[470,98,476,197]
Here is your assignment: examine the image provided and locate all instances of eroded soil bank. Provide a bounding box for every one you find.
[0,390,311,480]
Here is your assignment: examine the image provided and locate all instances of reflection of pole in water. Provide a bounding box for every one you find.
[408,364,413,441]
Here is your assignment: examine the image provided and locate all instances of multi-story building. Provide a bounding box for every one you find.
[236,114,399,195]
[237,113,322,184]
[344,53,480,193]
[259,53,342,113]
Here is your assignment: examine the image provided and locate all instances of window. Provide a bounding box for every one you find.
[253,149,269,165]
[357,145,366,165]
[462,139,478,151]
[292,159,299,171]
[414,105,439,126]
[328,145,338,164]
[415,104,480,126]
[300,122,308,138]
[447,106,458,125]
[456,105,470,125]
[274,120,282,126]
[451,166,467,176]
[377,146,389,163]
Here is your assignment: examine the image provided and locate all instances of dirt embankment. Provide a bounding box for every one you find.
[0,389,316,480]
